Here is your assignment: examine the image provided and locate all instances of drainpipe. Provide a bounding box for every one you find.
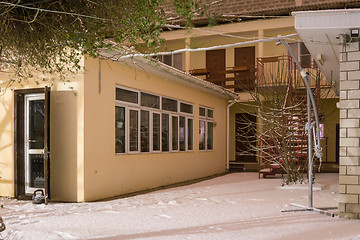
[227,99,238,170]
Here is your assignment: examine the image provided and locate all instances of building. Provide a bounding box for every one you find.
[159,0,354,172]
[1,0,360,214]
[0,54,236,202]
[158,0,360,218]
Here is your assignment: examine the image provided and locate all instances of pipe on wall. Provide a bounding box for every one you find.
[227,99,238,170]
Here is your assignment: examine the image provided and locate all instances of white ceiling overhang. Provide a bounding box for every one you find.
[292,9,360,95]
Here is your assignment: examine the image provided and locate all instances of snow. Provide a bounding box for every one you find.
[1,172,359,240]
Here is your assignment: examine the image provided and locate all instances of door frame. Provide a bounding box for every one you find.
[14,87,50,200]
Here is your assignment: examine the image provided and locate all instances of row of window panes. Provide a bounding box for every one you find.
[116,107,194,153]
[116,87,193,114]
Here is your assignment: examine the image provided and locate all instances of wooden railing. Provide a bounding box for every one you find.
[189,55,330,92]
[189,66,255,91]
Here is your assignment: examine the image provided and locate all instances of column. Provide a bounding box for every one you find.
[339,35,360,219]
[185,36,191,73]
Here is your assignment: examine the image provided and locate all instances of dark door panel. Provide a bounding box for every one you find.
[206,49,226,85]
[235,113,257,163]
[234,47,255,91]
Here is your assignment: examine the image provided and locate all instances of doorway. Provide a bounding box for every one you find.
[234,47,255,91]
[14,87,50,199]
[206,49,226,86]
[235,113,257,163]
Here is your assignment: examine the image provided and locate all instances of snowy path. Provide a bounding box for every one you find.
[1,172,359,240]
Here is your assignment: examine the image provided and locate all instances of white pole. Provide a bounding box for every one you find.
[307,83,313,208]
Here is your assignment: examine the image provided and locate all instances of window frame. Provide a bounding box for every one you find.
[140,109,150,153]
[199,105,214,152]
[115,85,194,154]
[115,86,140,106]
[171,115,179,152]
[162,96,178,112]
[187,117,194,151]
[152,111,162,153]
[128,107,140,154]
[115,106,126,154]
[161,113,170,152]
[180,101,194,115]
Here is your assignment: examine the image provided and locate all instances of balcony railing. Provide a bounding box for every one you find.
[189,55,330,93]
[257,55,329,90]
[189,66,255,91]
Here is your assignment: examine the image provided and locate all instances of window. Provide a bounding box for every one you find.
[180,102,193,114]
[157,53,183,70]
[115,107,125,153]
[172,116,179,151]
[199,106,214,151]
[199,107,206,117]
[116,88,138,104]
[153,113,161,151]
[199,120,206,150]
[207,122,214,150]
[162,97,177,112]
[141,92,160,109]
[179,116,186,151]
[289,42,317,69]
[115,86,193,154]
[207,109,213,119]
[141,110,150,152]
[162,114,170,152]
[129,109,139,152]
[187,118,193,151]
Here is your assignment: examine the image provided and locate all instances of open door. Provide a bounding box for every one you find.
[14,87,50,200]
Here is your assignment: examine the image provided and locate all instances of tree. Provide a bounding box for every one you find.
[0,0,213,89]
[234,55,331,184]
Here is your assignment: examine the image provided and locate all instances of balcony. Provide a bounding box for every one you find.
[189,55,330,93]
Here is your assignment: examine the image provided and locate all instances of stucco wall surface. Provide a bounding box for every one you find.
[83,57,228,201]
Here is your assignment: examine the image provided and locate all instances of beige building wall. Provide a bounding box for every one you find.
[319,98,339,163]
[82,57,228,201]
[50,76,85,202]
[0,75,16,197]
[161,18,296,78]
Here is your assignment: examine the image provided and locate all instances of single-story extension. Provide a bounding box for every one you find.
[0,53,237,202]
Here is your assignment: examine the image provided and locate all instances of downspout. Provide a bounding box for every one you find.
[227,99,238,170]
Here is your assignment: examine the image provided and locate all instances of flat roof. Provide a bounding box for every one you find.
[292,9,360,95]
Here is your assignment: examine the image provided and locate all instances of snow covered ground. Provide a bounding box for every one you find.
[1,172,360,240]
